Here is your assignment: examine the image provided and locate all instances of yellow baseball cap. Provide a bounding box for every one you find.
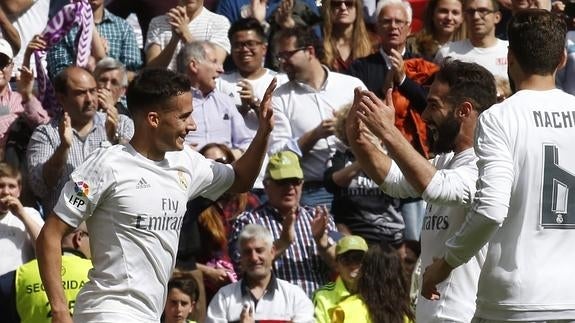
[336,235,368,255]
[265,151,304,180]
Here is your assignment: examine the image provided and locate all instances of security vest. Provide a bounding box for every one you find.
[14,254,92,323]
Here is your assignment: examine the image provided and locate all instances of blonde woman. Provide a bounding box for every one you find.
[322,0,379,71]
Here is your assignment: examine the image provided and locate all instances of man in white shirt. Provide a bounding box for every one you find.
[270,26,365,207]
[177,40,252,152]
[347,60,497,322]
[423,10,575,321]
[207,224,313,323]
[146,0,231,69]
[217,17,288,194]
[35,68,276,323]
[435,0,508,80]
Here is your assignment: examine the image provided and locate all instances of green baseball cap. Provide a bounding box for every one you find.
[265,151,304,180]
[336,235,368,256]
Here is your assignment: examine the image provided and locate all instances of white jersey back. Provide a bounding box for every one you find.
[53,144,234,322]
[473,89,575,320]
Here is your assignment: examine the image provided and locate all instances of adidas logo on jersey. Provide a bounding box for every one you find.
[136,178,151,189]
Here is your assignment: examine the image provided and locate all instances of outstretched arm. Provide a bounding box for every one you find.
[36,213,75,323]
[228,78,277,193]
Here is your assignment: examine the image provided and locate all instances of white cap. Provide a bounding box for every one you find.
[0,39,14,60]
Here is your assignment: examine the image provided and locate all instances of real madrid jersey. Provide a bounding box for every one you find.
[53,144,234,322]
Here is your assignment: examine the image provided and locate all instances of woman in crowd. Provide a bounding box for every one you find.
[407,0,465,61]
[331,243,414,323]
[321,0,379,72]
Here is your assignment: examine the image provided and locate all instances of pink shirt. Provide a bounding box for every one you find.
[0,89,50,149]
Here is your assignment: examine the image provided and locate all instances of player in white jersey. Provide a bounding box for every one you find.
[346,60,497,322]
[35,69,277,323]
[423,9,575,321]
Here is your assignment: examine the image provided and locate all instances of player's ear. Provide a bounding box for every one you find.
[147,111,160,128]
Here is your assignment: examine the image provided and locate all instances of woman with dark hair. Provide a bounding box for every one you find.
[331,243,414,323]
[406,0,465,61]
[321,0,379,71]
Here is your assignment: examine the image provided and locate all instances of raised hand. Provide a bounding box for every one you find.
[355,89,396,140]
[389,48,406,85]
[257,78,277,135]
[58,112,73,148]
[251,0,267,22]
[274,0,295,28]
[238,79,258,109]
[167,6,192,42]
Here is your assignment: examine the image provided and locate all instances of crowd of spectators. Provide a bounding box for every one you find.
[0,0,573,322]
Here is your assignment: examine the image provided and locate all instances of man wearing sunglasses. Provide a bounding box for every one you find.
[230,150,339,297]
[435,0,508,80]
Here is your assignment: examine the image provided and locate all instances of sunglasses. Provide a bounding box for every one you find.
[332,0,355,8]
[273,178,303,186]
[337,250,365,265]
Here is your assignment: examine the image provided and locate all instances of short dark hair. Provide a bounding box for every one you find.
[167,275,199,302]
[53,66,94,94]
[434,60,497,113]
[228,18,267,42]
[507,9,566,76]
[126,69,191,115]
[274,26,324,61]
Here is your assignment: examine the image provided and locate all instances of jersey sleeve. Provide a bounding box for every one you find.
[52,149,116,228]
[422,159,477,207]
[380,161,421,199]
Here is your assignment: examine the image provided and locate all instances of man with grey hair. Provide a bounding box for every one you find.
[348,0,431,242]
[177,40,251,152]
[206,224,314,323]
[93,57,130,116]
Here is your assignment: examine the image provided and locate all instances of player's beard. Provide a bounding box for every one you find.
[430,115,461,155]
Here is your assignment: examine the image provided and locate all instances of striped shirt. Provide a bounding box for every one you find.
[229,204,337,297]
[0,90,50,149]
[26,112,134,214]
[46,9,143,79]
[145,7,231,71]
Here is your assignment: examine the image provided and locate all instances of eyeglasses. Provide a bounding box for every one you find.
[464,8,495,18]
[232,40,264,51]
[275,47,307,62]
[273,178,303,186]
[331,0,355,9]
[379,18,408,28]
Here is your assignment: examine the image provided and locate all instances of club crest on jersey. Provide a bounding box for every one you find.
[177,171,188,190]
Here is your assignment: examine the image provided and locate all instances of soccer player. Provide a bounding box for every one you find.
[36,69,276,323]
[422,9,575,321]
